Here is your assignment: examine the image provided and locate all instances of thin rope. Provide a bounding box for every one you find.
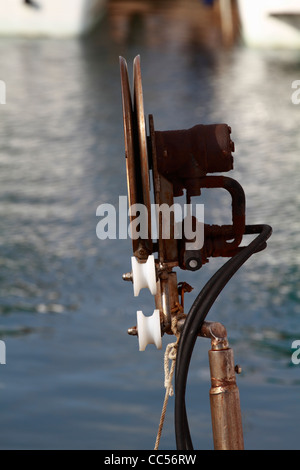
[154,309,182,450]
[154,340,178,450]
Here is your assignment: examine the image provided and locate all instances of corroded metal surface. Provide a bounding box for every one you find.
[150,119,245,270]
[120,54,249,335]
[120,55,246,270]
[208,346,244,450]
[119,56,151,260]
[133,55,152,255]
[120,56,247,450]
[154,123,234,197]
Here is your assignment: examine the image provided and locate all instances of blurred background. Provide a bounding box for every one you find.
[0,0,299,450]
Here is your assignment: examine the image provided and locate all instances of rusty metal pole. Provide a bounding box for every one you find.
[200,322,244,450]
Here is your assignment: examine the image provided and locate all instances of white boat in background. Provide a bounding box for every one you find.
[238,0,300,48]
[0,0,106,37]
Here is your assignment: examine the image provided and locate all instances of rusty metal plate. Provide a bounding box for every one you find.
[120,56,141,257]
[119,57,137,214]
[133,55,152,251]
[120,55,152,259]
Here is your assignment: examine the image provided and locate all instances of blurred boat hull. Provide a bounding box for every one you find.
[238,0,300,48]
[0,0,106,37]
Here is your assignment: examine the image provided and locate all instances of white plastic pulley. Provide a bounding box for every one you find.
[137,309,162,351]
[131,254,157,297]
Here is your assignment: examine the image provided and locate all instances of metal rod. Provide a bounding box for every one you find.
[199,321,244,450]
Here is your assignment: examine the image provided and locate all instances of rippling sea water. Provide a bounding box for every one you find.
[0,5,299,450]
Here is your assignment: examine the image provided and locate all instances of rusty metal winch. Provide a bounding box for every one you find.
[120,55,248,337]
[119,55,272,450]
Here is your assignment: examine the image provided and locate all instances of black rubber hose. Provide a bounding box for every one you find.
[174,224,272,450]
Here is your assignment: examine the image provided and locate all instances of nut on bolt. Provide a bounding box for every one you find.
[122,272,132,282]
[128,326,137,336]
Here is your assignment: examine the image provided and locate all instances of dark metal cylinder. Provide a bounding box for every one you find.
[155,124,234,196]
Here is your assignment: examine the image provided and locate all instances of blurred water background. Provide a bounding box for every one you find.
[0,0,299,450]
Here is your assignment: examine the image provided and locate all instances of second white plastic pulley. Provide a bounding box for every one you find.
[131,254,157,297]
[137,309,162,351]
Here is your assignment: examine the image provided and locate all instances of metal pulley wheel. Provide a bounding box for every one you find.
[119,55,152,261]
